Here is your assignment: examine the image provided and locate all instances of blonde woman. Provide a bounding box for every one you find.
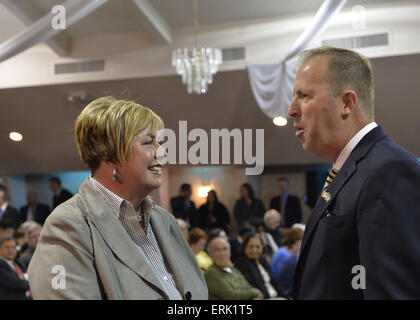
[28,97,207,300]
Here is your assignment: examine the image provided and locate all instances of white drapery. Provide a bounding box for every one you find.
[0,0,108,64]
[247,0,348,119]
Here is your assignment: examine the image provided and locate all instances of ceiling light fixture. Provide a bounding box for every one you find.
[171,0,222,94]
[273,116,288,127]
[9,131,23,142]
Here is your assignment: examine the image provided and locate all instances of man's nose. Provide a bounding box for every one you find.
[288,97,298,118]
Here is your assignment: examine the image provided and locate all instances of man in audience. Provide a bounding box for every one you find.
[19,192,50,225]
[204,236,263,300]
[289,46,420,299]
[262,209,283,253]
[18,223,41,272]
[49,177,73,210]
[0,238,31,299]
[170,183,198,228]
[0,185,20,230]
[269,178,302,235]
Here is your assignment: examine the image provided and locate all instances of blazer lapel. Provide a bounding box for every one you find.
[77,179,168,297]
[150,209,189,297]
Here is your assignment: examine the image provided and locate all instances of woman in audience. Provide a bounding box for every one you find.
[198,190,230,233]
[188,228,213,272]
[236,233,287,299]
[233,183,265,228]
[270,227,303,278]
[28,96,208,300]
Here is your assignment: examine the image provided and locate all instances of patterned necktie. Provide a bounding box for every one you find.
[323,168,339,191]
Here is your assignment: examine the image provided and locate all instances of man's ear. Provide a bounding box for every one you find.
[341,90,357,118]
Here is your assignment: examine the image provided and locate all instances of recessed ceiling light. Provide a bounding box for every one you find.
[273,116,288,127]
[9,131,23,142]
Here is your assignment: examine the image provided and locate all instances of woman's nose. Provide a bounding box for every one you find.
[155,145,168,165]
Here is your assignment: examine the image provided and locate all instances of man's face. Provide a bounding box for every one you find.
[0,240,17,261]
[208,240,231,268]
[265,213,281,230]
[27,193,36,207]
[288,56,344,161]
[49,181,59,193]
[0,190,6,206]
[278,180,288,195]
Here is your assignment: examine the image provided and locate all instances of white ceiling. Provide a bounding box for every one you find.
[0,0,419,175]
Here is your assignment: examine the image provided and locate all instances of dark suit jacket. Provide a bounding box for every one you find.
[0,205,20,229]
[234,198,265,227]
[236,256,285,299]
[170,196,198,228]
[0,259,30,300]
[293,126,420,300]
[19,203,50,225]
[269,194,302,227]
[52,189,73,209]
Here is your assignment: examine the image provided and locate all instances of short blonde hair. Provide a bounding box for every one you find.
[74,96,164,172]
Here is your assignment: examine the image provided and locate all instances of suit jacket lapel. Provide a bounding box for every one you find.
[298,126,387,259]
[77,179,168,297]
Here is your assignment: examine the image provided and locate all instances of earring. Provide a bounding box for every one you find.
[112,168,117,181]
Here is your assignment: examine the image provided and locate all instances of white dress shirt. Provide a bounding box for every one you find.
[333,122,378,170]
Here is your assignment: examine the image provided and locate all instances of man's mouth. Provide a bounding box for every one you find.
[147,165,162,174]
[294,126,305,137]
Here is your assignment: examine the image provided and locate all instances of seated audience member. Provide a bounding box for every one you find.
[233,183,265,228]
[276,253,299,297]
[19,192,50,225]
[236,233,287,300]
[188,228,213,272]
[229,225,255,265]
[176,218,190,240]
[271,227,303,278]
[0,185,20,230]
[269,177,302,235]
[198,190,230,233]
[170,184,199,228]
[18,223,42,272]
[0,222,15,240]
[205,236,263,300]
[255,222,275,263]
[49,177,73,210]
[207,227,228,244]
[0,238,31,300]
[263,209,283,252]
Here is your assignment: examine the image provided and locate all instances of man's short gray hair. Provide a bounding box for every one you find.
[298,46,374,120]
[207,236,230,252]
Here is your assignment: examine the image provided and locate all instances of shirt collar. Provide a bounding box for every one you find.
[0,202,8,211]
[333,122,378,170]
[0,256,13,269]
[88,175,155,230]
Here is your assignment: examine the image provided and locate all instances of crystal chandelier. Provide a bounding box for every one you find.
[172,0,222,94]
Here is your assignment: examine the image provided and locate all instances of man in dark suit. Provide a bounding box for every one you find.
[170,183,198,228]
[0,185,20,230]
[49,177,73,210]
[269,178,302,232]
[0,238,31,300]
[288,46,420,299]
[19,192,50,225]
